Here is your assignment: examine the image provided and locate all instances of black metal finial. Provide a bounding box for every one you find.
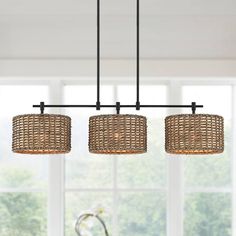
[96,101,101,110]
[191,102,196,114]
[136,101,140,110]
[40,102,45,114]
[116,102,120,114]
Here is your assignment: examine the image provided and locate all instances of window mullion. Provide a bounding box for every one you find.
[167,81,184,236]
[48,80,65,236]
[232,85,236,236]
[112,85,119,236]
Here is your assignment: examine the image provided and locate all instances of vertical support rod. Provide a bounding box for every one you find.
[96,0,101,110]
[191,102,196,114]
[136,0,140,110]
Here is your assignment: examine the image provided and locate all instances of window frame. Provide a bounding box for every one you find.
[0,77,234,236]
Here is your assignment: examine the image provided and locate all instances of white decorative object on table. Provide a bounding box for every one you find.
[75,205,109,236]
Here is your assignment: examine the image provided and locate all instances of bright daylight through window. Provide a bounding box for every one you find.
[0,85,49,235]
[0,81,232,236]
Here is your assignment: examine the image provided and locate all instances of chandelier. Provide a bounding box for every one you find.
[12,0,224,155]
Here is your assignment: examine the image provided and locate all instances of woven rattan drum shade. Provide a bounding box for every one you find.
[89,114,147,154]
[12,114,71,154]
[165,114,224,154]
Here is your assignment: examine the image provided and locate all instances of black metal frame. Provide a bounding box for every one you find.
[33,0,204,115]
[96,0,101,110]
[34,102,203,115]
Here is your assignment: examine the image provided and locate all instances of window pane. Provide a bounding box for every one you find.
[64,85,114,189]
[65,192,113,236]
[0,85,49,189]
[118,192,166,236]
[0,193,47,236]
[184,193,231,236]
[182,86,232,188]
[117,86,167,188]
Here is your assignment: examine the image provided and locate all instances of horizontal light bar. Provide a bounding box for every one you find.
[33,103,204,109]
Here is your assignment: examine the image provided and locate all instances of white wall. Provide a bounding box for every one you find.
[0,60,236,78]
[0,0,236,59]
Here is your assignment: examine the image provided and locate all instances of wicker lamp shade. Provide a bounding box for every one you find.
[165,114,224,155]
[12,114,71,154]
[89,114,147,154]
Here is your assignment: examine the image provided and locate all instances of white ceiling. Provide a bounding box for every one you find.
[0,0,236,59]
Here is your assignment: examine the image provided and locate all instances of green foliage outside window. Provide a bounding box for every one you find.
[0,170,46,236]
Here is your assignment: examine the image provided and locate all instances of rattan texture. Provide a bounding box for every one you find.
[89,114,147,154]
[165,114,224,155]
[12,114,71,154]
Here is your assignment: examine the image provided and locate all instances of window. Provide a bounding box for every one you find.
[183,86,232,236]
[0,85,49,236]
[116,85,167,235]
[0,79,234,236]
[64,84,167,235]
[64,85,114,235]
